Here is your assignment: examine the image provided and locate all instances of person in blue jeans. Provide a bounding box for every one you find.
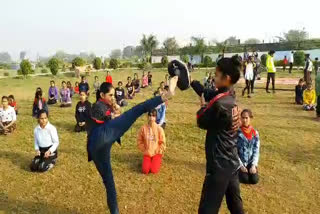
[237,109,260,184]
[86,77,178,214]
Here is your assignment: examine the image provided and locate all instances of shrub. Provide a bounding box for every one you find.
[0,63,11,70]
[181,55,189,63]
[120,61,133,68]
[161,56,168,67]
[3,72,9,76]
[274,60,284,67]
[36,62,44,68]
[294,51,305,66]
[152,63,164,68]
[137,61,147,69]
[93,57,102,70]
[47,57,60,76]
[72,57,86,68]
[109,58,119,69]
[260,54,268,67]
[41,68,49,73]
[19,59,32,77]
[203,56,213,67]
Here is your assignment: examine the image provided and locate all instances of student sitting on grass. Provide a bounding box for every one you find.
[93,76,100,94]
[67,81,74,98]
[74,82,80,94]
[30,109,59,172]
[32,88,48,118]
[154,89,167,129]
[75,91,92,132]
[0,96,17,135]
[48,80,59,105]
[154,82,166,96]
[141,71,149,88]
[8,95,18,115]
[148,71,152,86]
[115,81,128,107]
[295,78,306,105]
[60,81,72,108]
[137,109,166,174]
[126,77,135,99]
[303,83,316,111]
[133,73,141,93]
[237,109,260,185]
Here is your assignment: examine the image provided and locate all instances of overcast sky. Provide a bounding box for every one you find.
[1,0,319,60]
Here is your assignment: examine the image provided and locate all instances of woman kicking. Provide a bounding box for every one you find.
[86,77,178,214]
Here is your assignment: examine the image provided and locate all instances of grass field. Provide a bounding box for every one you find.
[0,69,319,214]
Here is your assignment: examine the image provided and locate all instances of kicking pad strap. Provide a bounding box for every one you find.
[197,91,231,119]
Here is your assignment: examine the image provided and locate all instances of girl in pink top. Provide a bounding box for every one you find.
[141,71,149,88]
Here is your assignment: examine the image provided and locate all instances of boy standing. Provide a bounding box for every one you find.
[266,50,276,93]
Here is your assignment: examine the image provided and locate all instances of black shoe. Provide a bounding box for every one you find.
[266,90,271,93]
[248,95,251,98]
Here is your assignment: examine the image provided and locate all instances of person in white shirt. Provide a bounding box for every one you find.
[242,56,256,98]
[289,51,294,74]
[0,96,17,135]
[30,109,59,172]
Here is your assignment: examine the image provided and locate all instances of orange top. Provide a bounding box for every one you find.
[137,123,166,157]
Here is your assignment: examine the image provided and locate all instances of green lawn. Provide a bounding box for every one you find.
[0,69,319,214]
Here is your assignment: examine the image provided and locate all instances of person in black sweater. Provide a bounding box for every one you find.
[126,77,135,99]
[295,78,307,105]
[192,56,244,214]
[115,81,128,107]
[75,91,92,132]
[79,76,90,95]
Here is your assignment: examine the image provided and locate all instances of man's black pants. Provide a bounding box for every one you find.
[198,168,244,214]
[266,73,275,92]
[289,63,293,73]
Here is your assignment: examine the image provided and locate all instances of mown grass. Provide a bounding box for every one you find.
[0,69,319,214]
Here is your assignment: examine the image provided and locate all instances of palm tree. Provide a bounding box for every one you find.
[191,36,207,63]
[140,34,158,63]
[163,37,179,56]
